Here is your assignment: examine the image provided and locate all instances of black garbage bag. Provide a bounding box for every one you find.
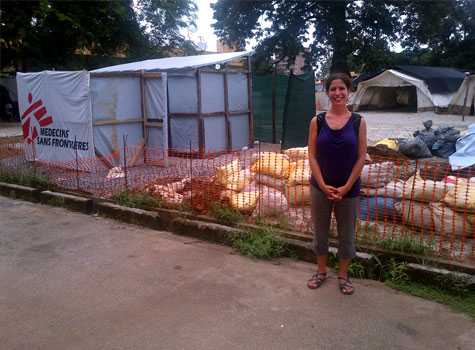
[413,120,436,148]
[430,125,460,158]
[399,136,433,159]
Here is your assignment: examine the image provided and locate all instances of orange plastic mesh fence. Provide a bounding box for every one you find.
[1,141,474,263]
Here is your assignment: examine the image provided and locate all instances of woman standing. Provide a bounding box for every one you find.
[306,73,367,295]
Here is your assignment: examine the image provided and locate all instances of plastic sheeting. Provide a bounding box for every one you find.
[449,75,475,114]
[92,51,251,73]
[91,73,168,165]
[16,71,94,166]
[449,123,475,170]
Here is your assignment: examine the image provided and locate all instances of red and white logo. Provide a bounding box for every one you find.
[21,92,53,143]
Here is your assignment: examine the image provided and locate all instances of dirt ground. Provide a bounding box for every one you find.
[361,111,475,145]
[1,196,474,350]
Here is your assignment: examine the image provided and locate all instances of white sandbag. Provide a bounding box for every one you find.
[443,181,475,213]
[360,179,405,198]
[256,186,289,216]
[402,175,452,202]
[284,147,308,160]
[255,173,286,190]
[431,202,471,238]
[394,200,434,232]
[251,152,291,179]
[288,160,311,186]
[217,168,253,192]
[286,185,311,207]
[361,162,394,188]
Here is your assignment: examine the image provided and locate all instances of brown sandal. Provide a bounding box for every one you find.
[338,277,354,295]
[307,272,327,289]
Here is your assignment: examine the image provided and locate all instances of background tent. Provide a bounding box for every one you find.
[92,51,253,158]
[16,52,254,169]
[351,66,465,113]
[448,74,475,115]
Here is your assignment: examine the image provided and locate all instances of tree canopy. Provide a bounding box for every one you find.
[0,0,197,71]
[212,0,475,75]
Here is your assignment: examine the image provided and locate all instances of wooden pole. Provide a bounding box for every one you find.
[247,55,254,146]
[272,64,277,144]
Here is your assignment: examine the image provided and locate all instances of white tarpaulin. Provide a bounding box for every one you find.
[449,74,475,115]
[92,51,251,73]
[351,69,451,112]
[16,71,94,165]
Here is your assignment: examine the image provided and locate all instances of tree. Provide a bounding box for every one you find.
[212,0,475,74]
[0,0,197,71]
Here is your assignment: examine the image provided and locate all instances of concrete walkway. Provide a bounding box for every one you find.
[0,196,473,350]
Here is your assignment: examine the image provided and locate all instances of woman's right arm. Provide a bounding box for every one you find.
[308,117,336,199]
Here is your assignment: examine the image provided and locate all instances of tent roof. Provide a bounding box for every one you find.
[353,65,466,94]
[91,51,252,73]
[393,65,465,94]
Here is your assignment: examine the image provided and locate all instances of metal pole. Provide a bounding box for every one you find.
[272,64,277,144]
[462,72,470,122]
[123,134,128,191]
[189,140,193,207]
[74,136,80,190]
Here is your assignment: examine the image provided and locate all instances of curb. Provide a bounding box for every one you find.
[0,184,474,286]
[40,191,93,213]
[0,182,41,202]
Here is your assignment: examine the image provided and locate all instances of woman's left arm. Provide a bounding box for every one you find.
[336,117,367,198]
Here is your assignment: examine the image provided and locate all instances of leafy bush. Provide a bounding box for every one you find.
[230,226,287,259]
[210,203,243,226]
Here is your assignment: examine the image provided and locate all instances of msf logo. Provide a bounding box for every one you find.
[21,92,53,144]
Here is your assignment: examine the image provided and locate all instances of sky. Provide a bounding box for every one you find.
[182,0,218,52]
[183,0,403,54]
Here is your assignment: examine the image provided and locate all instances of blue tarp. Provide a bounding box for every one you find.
[449,124,475,170]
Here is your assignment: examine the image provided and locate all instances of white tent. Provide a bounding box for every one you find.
[448,74,475,115]
[351,69,456,112]
[16,51,254,168]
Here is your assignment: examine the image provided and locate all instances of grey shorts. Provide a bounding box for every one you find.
[310,185,358,259]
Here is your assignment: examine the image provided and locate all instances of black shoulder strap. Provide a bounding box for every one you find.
[316,112,326,135]
[352,113,361,138]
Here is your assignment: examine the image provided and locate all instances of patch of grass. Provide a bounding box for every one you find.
[255,215,290,231]
[387,280,475,319]
[348,261,366,279]
[372,235,436,255]
[0,171,53,190]
[210,203,243,226]
[230,226,288,260]
[112,191,162,210]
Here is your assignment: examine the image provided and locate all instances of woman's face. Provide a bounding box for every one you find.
[327,79,349,106]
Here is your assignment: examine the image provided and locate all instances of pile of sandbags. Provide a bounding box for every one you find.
[144,178,188,208]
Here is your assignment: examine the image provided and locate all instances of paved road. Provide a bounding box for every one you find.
[0,196,474,350]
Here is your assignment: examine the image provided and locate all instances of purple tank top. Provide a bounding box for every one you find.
[310,113,360,198]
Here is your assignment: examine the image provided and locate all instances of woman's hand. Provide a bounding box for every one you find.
[333,185,351,201]
[321,184,339,201]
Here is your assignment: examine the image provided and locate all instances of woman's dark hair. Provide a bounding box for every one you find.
[325,73,352,92]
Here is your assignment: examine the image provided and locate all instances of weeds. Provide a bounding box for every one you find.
[386,281,475,319]
[370,234,436,255]
[255,215,290,231]
[230,226,288,260]
[0,171,52,190]
[210,203,243,226]
[112,191,161,210]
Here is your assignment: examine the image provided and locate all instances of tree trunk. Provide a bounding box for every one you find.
[329,1,350,76]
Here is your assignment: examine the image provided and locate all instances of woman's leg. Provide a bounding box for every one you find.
[334,196,358,281]
[310,186,333,273]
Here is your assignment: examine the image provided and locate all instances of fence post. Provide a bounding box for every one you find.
[189,140,193,210]
[123,134,128,191]
[74,136,80,191]
[258,140,261,219]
